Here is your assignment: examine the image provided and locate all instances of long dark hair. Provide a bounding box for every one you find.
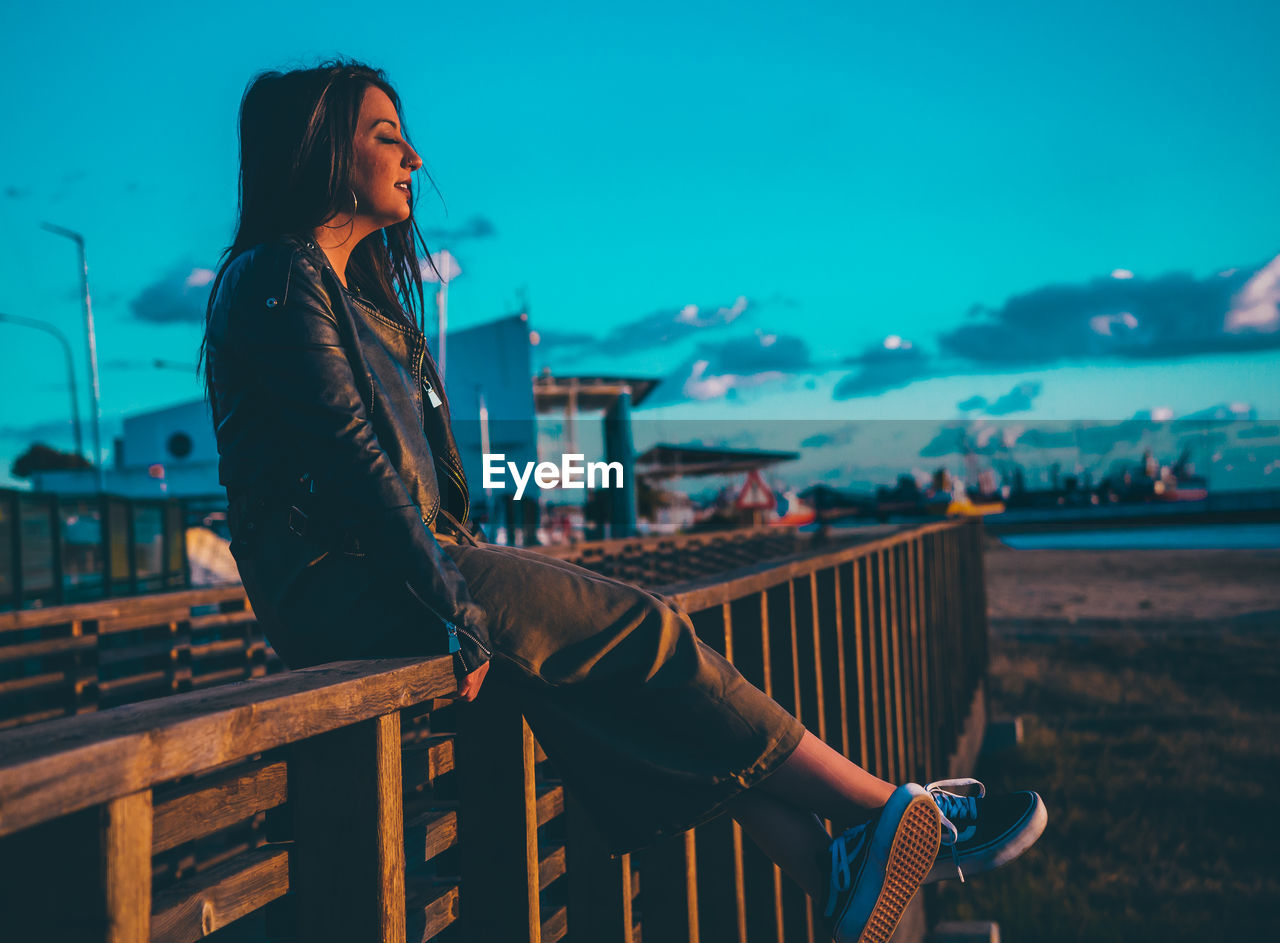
[199,59,440,397]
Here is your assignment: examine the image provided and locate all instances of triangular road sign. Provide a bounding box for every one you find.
[735,470,777,511]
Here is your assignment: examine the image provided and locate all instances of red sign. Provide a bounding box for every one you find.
[735,470,777,511]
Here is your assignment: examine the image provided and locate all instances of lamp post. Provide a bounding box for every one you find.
[41,223,104,491]
[421,248,461,382]
[0,312,84,459]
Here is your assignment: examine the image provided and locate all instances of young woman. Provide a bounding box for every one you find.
[202,60,1046,942]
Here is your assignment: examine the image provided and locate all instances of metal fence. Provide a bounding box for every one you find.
[0,518,988,943]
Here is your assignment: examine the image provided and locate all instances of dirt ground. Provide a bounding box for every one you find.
[930,545,1280,942]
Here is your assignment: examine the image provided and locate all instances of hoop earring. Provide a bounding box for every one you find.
[321,189,360,232]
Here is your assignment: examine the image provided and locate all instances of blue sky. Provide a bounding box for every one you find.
[2,1,1278,490]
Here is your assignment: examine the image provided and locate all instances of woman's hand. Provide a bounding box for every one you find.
[455,659,489,703]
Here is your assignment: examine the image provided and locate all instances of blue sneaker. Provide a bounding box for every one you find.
[823,783,941,942]
[924,778,1047,885]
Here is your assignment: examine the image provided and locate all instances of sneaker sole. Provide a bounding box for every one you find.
[857,795,941,943]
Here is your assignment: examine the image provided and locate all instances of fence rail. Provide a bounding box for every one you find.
[0,518,988,943]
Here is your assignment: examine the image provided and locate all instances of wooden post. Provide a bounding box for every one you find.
[456,692,541,943]
[289,711,407,943]
[0,791,152,943]
[102,791,153,943]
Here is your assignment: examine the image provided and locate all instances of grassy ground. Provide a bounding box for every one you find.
[932,549,1280,942]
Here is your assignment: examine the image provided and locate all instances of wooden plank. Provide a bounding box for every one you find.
[402,734,454,789]
[186,638,253,660]
[536,783,564,826]
[98,638,179,666]
[539,845,566,890]
[152,760,287,854]
[541,905,568,943]
[0,705,69,730]
[0,586,249,634]
[185,611,255,632]
[0,656,454,838]
[150,845,288,943]
[104,790,153,943]
[457,693,541,943]
[289,710,406,943]
[0,633,96,662]
[404,880,459,941]
[0,669,68,697]
[404,805,457,864]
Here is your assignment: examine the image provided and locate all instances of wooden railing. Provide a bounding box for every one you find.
[0,518,988,943]
[0,526,813,731]
[0,586,270,731]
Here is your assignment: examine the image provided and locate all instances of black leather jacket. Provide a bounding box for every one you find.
[205,233,491,673]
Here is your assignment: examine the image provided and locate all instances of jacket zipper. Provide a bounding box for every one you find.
[402,580,486,656]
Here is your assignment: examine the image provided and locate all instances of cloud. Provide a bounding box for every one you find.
[4,185,30,199]
[130,262,218,323]
[537,295,754,359]
[833,339,931,399]
[958,395,986,412]
[919,423,1018,459]
[801,426,859,449]
[658,330,813,402]
[939,253,1280,365]
[418,215,497,243]
[986,381,1042,416]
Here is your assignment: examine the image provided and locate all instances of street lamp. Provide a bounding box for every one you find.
[42,222,105,491]
[0,312,84,459]
[421,248,461,382]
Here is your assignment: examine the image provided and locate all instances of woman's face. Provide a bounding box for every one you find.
[350,86,422,229]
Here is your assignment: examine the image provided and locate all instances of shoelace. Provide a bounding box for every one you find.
[824,822,870,918]
[924,778,986,883]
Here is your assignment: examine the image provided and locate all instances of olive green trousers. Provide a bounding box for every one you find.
[384,537,806,856]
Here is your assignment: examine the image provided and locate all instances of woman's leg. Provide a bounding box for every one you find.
[728,730,897,901]
[726,788,830,899]
[755,729,896,826]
